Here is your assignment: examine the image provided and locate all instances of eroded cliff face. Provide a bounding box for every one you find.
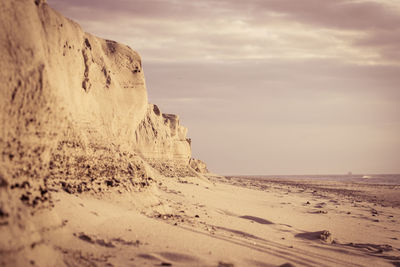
[0,0,197,190]
[135,104,193,176]
[190,159,209,174]
[0,0,205,254]
[1,0,150,206]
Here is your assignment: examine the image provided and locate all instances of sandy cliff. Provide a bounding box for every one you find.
[0,0,199,191]
[135,104,193,177]
[0,0,205,257]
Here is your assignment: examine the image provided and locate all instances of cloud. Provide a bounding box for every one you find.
[50,0,400,29]
[48,0,400,64]
[145,59,400,100]
[354,28,400,61]
[249,0,400,30]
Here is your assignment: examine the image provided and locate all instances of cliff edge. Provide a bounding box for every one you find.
[0,0,207,257]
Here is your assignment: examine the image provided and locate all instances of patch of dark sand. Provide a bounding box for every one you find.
[137,254,174,266]
[279,224,293,228]
[246,259,276,267]
[137,253,161,261]
[75,232,140,248]
[216,209,238,216]
[310,240,400,264]
[56,247,112,266]
[356,214,382,223]
[218,262,235,267]
[158,252,198,262]
[326,242,400,265]
[111,238,140,247]
[76,233,94,244]
[279,229,294,233]
[240,215,274,225]
[307,210,328,214]
[314,202,327,208]
[216,226,265,241]
[344,243,393,253]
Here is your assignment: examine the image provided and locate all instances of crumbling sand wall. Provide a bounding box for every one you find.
[0,0,205,252]
[0,0,195,197]
[135,104,191,162]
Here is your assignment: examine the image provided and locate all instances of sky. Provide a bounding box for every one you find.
[49,0,400,175]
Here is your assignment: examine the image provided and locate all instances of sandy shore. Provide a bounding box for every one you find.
[2,174,400,267]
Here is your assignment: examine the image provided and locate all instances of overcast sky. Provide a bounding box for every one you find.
[49,0,400,175]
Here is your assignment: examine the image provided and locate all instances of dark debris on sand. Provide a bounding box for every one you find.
[74,232,140,248]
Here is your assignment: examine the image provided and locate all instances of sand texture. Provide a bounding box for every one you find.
[1,0,400,266]
[2,174,400,266]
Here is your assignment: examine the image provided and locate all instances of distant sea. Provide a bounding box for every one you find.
[238,174,400,185]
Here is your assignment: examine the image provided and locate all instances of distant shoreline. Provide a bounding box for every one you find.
[212,175,400,208]
[224,174,400,185]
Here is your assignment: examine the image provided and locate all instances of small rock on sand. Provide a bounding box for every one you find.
[295,230,333,244]
[319,230,333,243]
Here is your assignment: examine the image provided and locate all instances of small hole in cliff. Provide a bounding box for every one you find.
[84,38,92,50]
[0,174,8,188]
[106,40,117,53]
[153,105,161,116]
[82,79,91,92]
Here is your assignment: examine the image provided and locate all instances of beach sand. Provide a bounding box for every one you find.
[2,174,399,267]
